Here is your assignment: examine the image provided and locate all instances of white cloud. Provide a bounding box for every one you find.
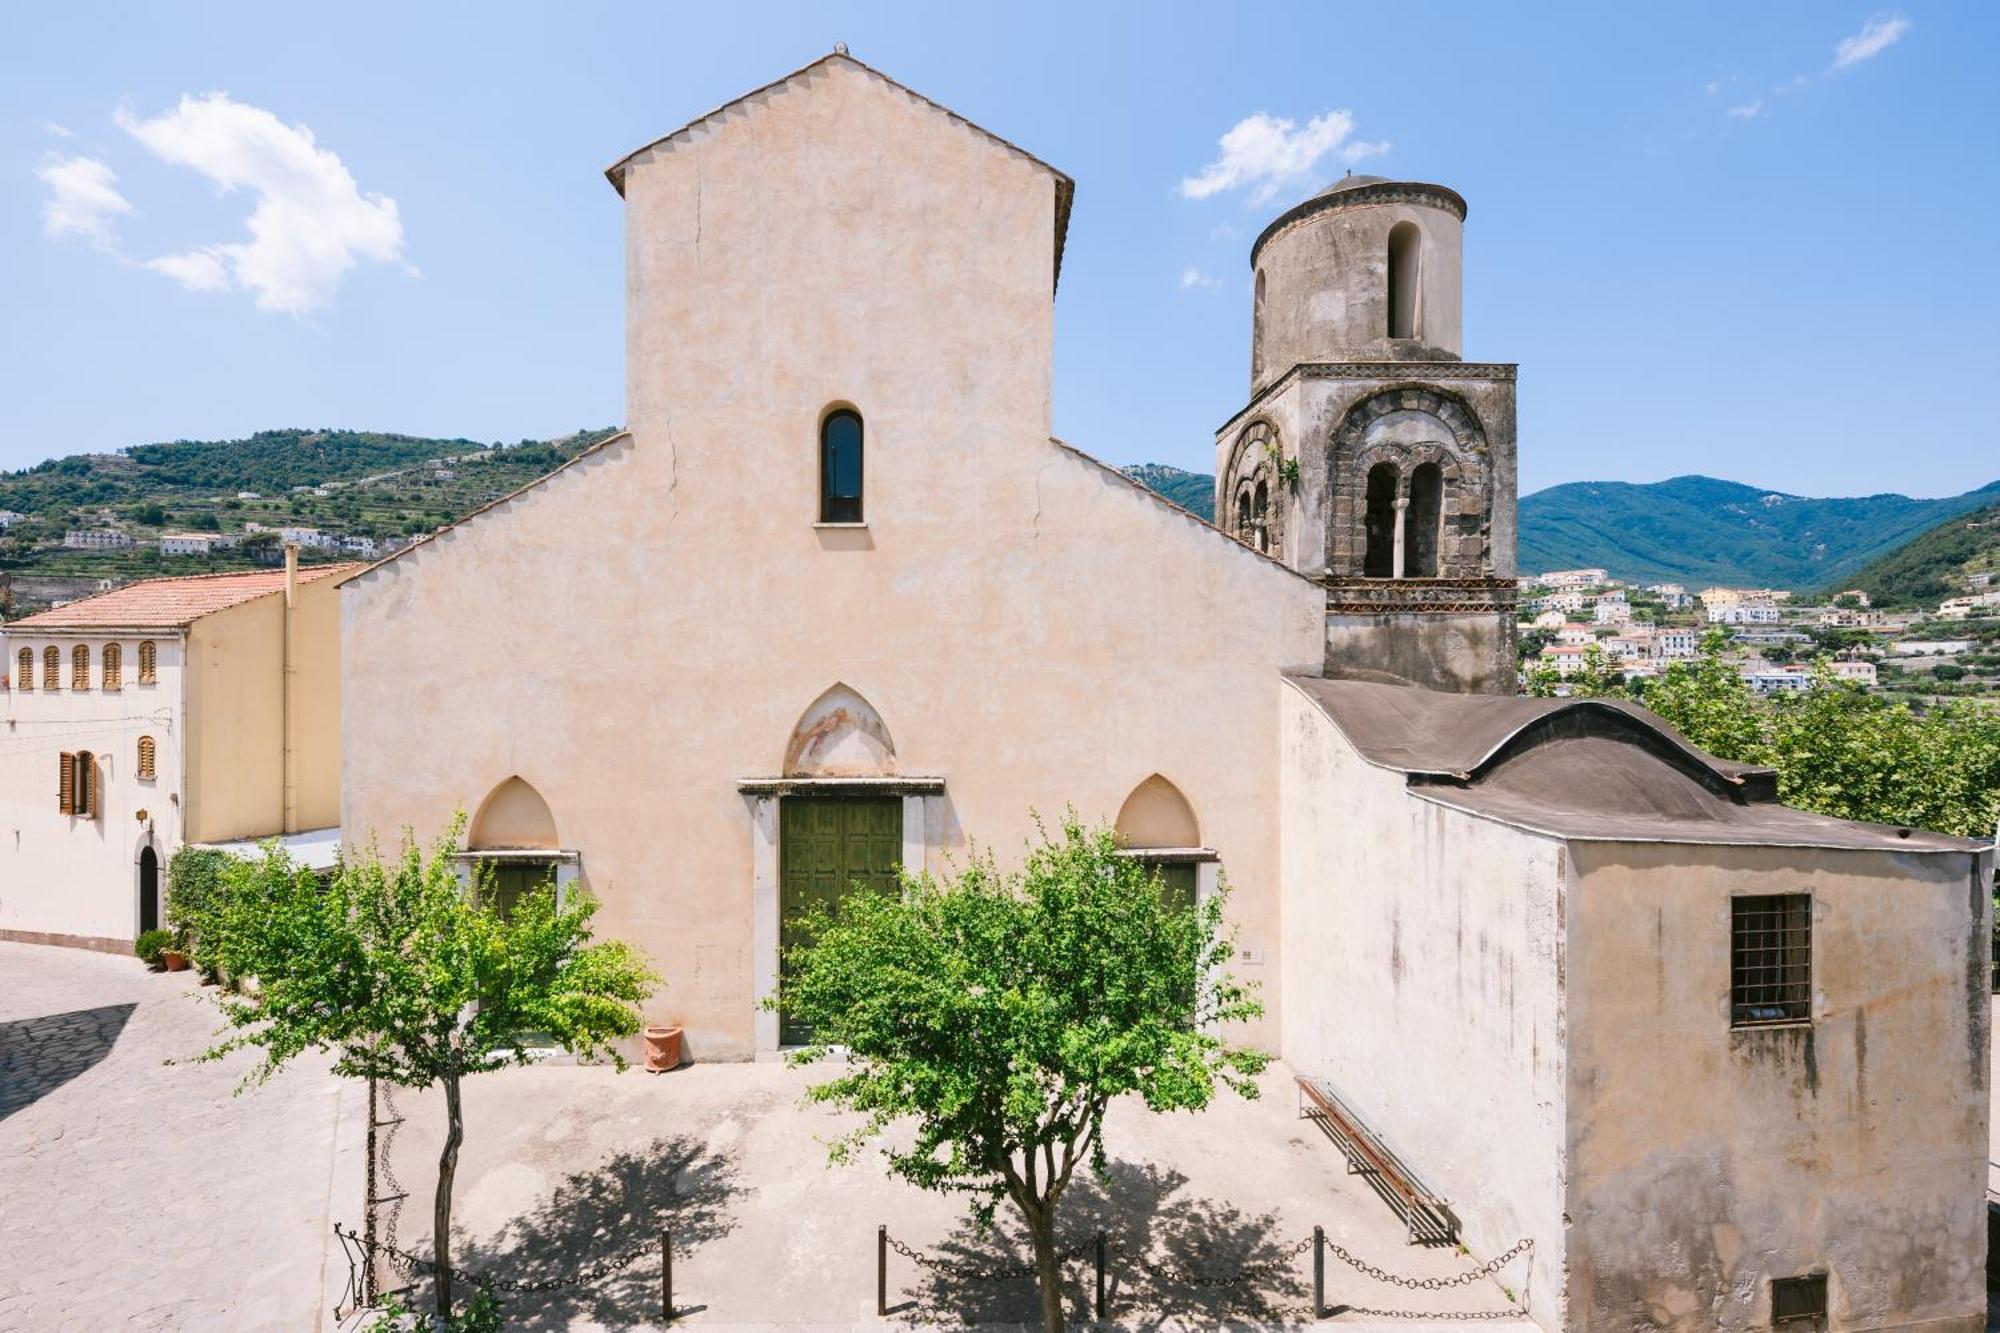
[1180,110,1388,205]
[1179,266,1222,291]
[1209,222,1241,241]
[145,249,232,291]
[115,92,405,313]
[35,155,133,245]
[1832,12,1910,70]
[1727,101,1765,120]
[43,121,74,138]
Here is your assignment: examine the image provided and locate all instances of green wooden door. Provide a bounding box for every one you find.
[779,795,903,1045]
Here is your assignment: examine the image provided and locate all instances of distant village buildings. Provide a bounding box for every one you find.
[1,552,354,950]
[62,529,133,550]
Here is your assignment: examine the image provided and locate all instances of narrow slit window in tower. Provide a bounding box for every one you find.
[1363,463,1398,577]
[1407,463,1442,577]
[1387,222,1420,339]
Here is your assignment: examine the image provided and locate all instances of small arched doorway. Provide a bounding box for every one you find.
[138,846,160,935]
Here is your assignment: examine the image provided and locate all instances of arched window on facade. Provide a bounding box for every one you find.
[16,647,31,691]
[1235,489,1253,538]
[1387,222,1421,340]
[1407,463,1443,578]
[1252,480,1271,553]
[820,408,864,524]
[102,643,122,691]
[137,735,156,780]
[44,646,60,690]
[1363,463,1399,577]
[71,645,90,691]
[138,640,157,684]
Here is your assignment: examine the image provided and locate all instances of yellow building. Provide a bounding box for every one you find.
[0,553,354,950]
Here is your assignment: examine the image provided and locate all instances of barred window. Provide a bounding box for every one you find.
[1771,1273,1827,1323]
[44,646,60,690]
[1731,894,1811,1026]
[103,643,122,690]
[16,647,31,691]
[137,735,156,780]
[138,639,157,684]
[72,644,90,691]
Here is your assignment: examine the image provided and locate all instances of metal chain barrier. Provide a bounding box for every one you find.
[1325,1235,1532,1291]
[332,1222,660,1295]
[877,1224,1532,1322]
[882,1229,1097,1282]
[1122,1231,1317,1289]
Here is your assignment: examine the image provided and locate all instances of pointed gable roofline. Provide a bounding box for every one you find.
[604,50,1076,293]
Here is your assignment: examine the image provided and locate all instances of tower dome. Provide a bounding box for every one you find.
[1247,175,1466,390]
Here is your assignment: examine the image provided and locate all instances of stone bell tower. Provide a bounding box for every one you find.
[1214,174,1518,694]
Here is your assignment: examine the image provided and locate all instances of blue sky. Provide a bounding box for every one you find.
[3,3,1994,497]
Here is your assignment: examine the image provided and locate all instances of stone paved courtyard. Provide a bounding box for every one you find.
[0,941,363,1331]
[1,939,1540,1330]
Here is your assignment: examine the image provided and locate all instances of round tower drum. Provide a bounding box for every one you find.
[1248,177,1466,391]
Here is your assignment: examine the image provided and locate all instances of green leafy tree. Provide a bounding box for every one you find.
[1524,643,1628,699]
[772,816,1266,1333]
[164,846,235,979]
[197,820,658,1323]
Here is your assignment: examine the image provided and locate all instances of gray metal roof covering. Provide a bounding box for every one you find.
[1287,676,1984,853]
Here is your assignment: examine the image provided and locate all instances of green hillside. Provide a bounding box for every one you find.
[1121,464,1213,520]
[1834,502,2000,606]
[1516,475,2000,589]
[0,427,618,596]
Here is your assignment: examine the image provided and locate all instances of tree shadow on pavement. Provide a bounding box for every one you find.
[448,1134,743,1330]
[895,1159,1311,1328]
[0,1003,136,1121]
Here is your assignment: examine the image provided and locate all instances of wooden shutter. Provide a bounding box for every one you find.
[85,755,100,820]
[58,752,74,814]
[103,643,121,690]
[138,640,156,684]
[137,736,156,780]
[72,645,89,691]
[16,648,30,691]
[45,647,59,689]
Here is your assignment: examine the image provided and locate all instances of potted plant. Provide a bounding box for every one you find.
[161,934,191,972]
[134,928,173,970]
[643,1024,684,1072]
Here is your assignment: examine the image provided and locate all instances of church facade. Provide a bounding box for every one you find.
[338,53,1992,1332]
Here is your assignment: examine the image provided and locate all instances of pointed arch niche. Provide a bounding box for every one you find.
[459,776,578,915]
[1112,774,1218,927]
[741,683,947,1056]
[783,683,898,778]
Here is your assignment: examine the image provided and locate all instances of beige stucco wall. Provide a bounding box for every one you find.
[182,576,342,843]
[0,631,186,946]
[1564,841,1991,1333]
[1278,684,1570,1328]
[341,61,1326,1061]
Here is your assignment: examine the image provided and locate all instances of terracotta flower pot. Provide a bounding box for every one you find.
[643,1025,684,1073]
[161,950,190,972]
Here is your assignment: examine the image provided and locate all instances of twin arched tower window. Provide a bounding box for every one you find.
[1363,460,1443,578]
[820,409,864,524]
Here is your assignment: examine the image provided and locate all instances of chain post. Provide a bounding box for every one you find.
[661,1227,672,1324]
[1313,1225,1324,1320]
[876,1224,888,1317]
[1094,1230,1106,1320]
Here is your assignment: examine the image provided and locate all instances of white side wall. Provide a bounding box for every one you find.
[0,632,186,946]
[1279,683,1568,1328]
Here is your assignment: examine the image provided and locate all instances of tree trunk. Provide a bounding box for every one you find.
[434,1071,464,1322]
[1027,1206,1065,1333]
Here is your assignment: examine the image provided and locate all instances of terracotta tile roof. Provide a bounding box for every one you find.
[5,564,361,630]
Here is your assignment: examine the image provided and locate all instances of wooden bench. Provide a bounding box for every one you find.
[1297,1075,1459,1245]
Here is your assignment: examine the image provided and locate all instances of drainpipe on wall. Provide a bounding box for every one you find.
[282,544,297,836]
